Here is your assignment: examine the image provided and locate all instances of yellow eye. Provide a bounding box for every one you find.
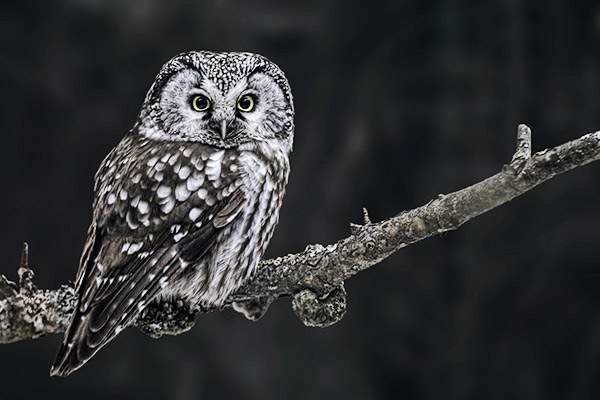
[191,95,210,112]
[237,95,255,112]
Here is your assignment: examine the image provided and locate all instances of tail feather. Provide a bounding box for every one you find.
[50,296,145,377]
[50,309,98,377]
[50,249,178,376]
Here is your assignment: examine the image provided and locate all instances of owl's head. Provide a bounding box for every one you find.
[136,51,294,151]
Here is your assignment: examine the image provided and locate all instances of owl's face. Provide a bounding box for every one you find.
[137,51,294,150]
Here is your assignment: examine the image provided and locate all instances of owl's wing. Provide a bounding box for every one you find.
[50,185,245,377]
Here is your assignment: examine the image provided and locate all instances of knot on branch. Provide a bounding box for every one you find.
[292,283,347,327]
[137,299,197,339]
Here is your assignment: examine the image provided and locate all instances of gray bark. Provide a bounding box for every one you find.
[1,125,599,343]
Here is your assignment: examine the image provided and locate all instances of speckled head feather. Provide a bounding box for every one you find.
[137,51,294,149]
[51,51,294,376]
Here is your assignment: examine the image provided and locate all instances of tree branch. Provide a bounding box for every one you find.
[1,125,599,343]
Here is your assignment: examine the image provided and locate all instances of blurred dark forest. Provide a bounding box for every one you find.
[1,1,599,399]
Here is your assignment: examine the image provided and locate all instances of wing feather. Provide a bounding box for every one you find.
[51,188,245,377]
[51,136,248,377]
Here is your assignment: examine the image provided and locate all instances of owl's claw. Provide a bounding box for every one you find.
[137,299,197,339]
[232,296,274,321]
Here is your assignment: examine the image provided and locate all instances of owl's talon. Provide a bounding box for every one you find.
[137,299,197,339]
[232,296,274,321]
[292,283,347,327]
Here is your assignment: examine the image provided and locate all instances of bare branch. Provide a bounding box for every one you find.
[1,125,599,342]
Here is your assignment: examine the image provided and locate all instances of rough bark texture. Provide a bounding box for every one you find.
[1,125,599,343]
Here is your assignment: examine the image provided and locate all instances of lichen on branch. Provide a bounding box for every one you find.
[1,125,599,342]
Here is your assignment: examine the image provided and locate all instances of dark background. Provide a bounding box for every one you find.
[1,1,599,399]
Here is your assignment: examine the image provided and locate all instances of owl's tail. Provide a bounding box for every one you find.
[50,307,95,377]
[49,296,139,377]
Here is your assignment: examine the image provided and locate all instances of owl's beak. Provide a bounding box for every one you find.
[220,120,228,140]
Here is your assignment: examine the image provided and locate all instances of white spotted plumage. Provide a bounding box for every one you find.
[51,51,294,377]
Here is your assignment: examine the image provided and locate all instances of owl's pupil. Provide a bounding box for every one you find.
[240,98,251,109]
[192,95,210,112]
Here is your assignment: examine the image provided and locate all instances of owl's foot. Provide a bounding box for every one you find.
[137,299,198,339]
[292,283,347,327]
[232,296,274,321]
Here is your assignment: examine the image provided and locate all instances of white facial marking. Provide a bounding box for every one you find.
[197,188,208,199]
[107,193,116,205]
[257,163,267,177]
[119,189,128,200]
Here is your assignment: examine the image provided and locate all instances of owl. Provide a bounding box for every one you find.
[50,51,294,377]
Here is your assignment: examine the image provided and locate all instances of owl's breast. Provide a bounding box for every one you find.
[207,140,290,286]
